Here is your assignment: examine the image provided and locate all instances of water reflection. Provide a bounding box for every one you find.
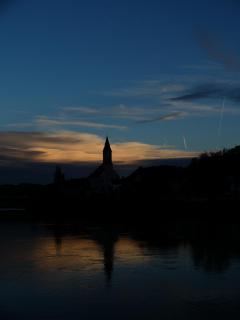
[93,227,118,284]
[52,225,119,284]
[44,221,240,281]
[1,221,240,319]
[132,222,240,272]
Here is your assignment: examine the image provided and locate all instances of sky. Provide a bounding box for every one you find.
[0,0,240,182]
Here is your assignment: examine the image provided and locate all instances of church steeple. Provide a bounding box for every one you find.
[103,137,112,166]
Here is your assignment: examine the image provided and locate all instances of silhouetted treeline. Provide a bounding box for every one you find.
[186,146,240,199]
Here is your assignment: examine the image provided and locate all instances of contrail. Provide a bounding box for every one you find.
[183,135,188,150]
[218,96,226,138]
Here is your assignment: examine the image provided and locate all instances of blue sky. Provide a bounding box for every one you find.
[0,0,240,171]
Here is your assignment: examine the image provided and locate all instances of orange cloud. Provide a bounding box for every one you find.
[0,131,199,165]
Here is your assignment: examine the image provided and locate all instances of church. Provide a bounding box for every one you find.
[88,137,120,193]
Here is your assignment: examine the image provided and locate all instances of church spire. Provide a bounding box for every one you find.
[103,137,112,166]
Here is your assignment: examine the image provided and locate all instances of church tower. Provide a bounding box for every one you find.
[103,137,112,166]
[89,136,119,193]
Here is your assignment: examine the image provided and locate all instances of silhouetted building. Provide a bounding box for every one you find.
[103,137,112,166]
[54,166,65,186]
[89,137,120,193]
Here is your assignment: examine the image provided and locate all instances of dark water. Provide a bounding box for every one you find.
[1,221,240,319]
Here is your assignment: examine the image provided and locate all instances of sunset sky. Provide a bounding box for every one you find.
[0,0,240,181]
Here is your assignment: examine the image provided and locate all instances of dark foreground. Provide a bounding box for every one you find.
[1,219,240,319]
[1,146,240,220]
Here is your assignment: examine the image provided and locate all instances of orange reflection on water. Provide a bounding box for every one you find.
[115,237,152,265]
[33,237,103,274]
[32,235,150,276]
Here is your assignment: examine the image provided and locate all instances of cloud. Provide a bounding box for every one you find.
[61,106,100,115]
[112,142,198,163]
[60,105,195,123]
[196,30,240,72]
[136,112,186,124]
[181,63,223,72]
[170,82,240,104]
[56,71,240,124]
[9,74,240,135]
[170,83,225,102]
[0,131,199,166]
[60,104,167,121]
[99,81,186,98]
[36,116,127,130]
[7,116,127,131]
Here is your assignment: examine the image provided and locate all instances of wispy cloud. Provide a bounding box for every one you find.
[0,131,199,166]
[112,141,198,163]
[61,105,196,124]
[61,104,168,121]
[88,76,240,121]
[170,83,224,102]
[196,29,240,72]
[170,82,240,103]
[7,73,240,135]
[61,106,100,115]
[7,116,127,131]
[181,62,223,71]
[136,112,186,124]
[99,81,186,98]
[35,116,127,130]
